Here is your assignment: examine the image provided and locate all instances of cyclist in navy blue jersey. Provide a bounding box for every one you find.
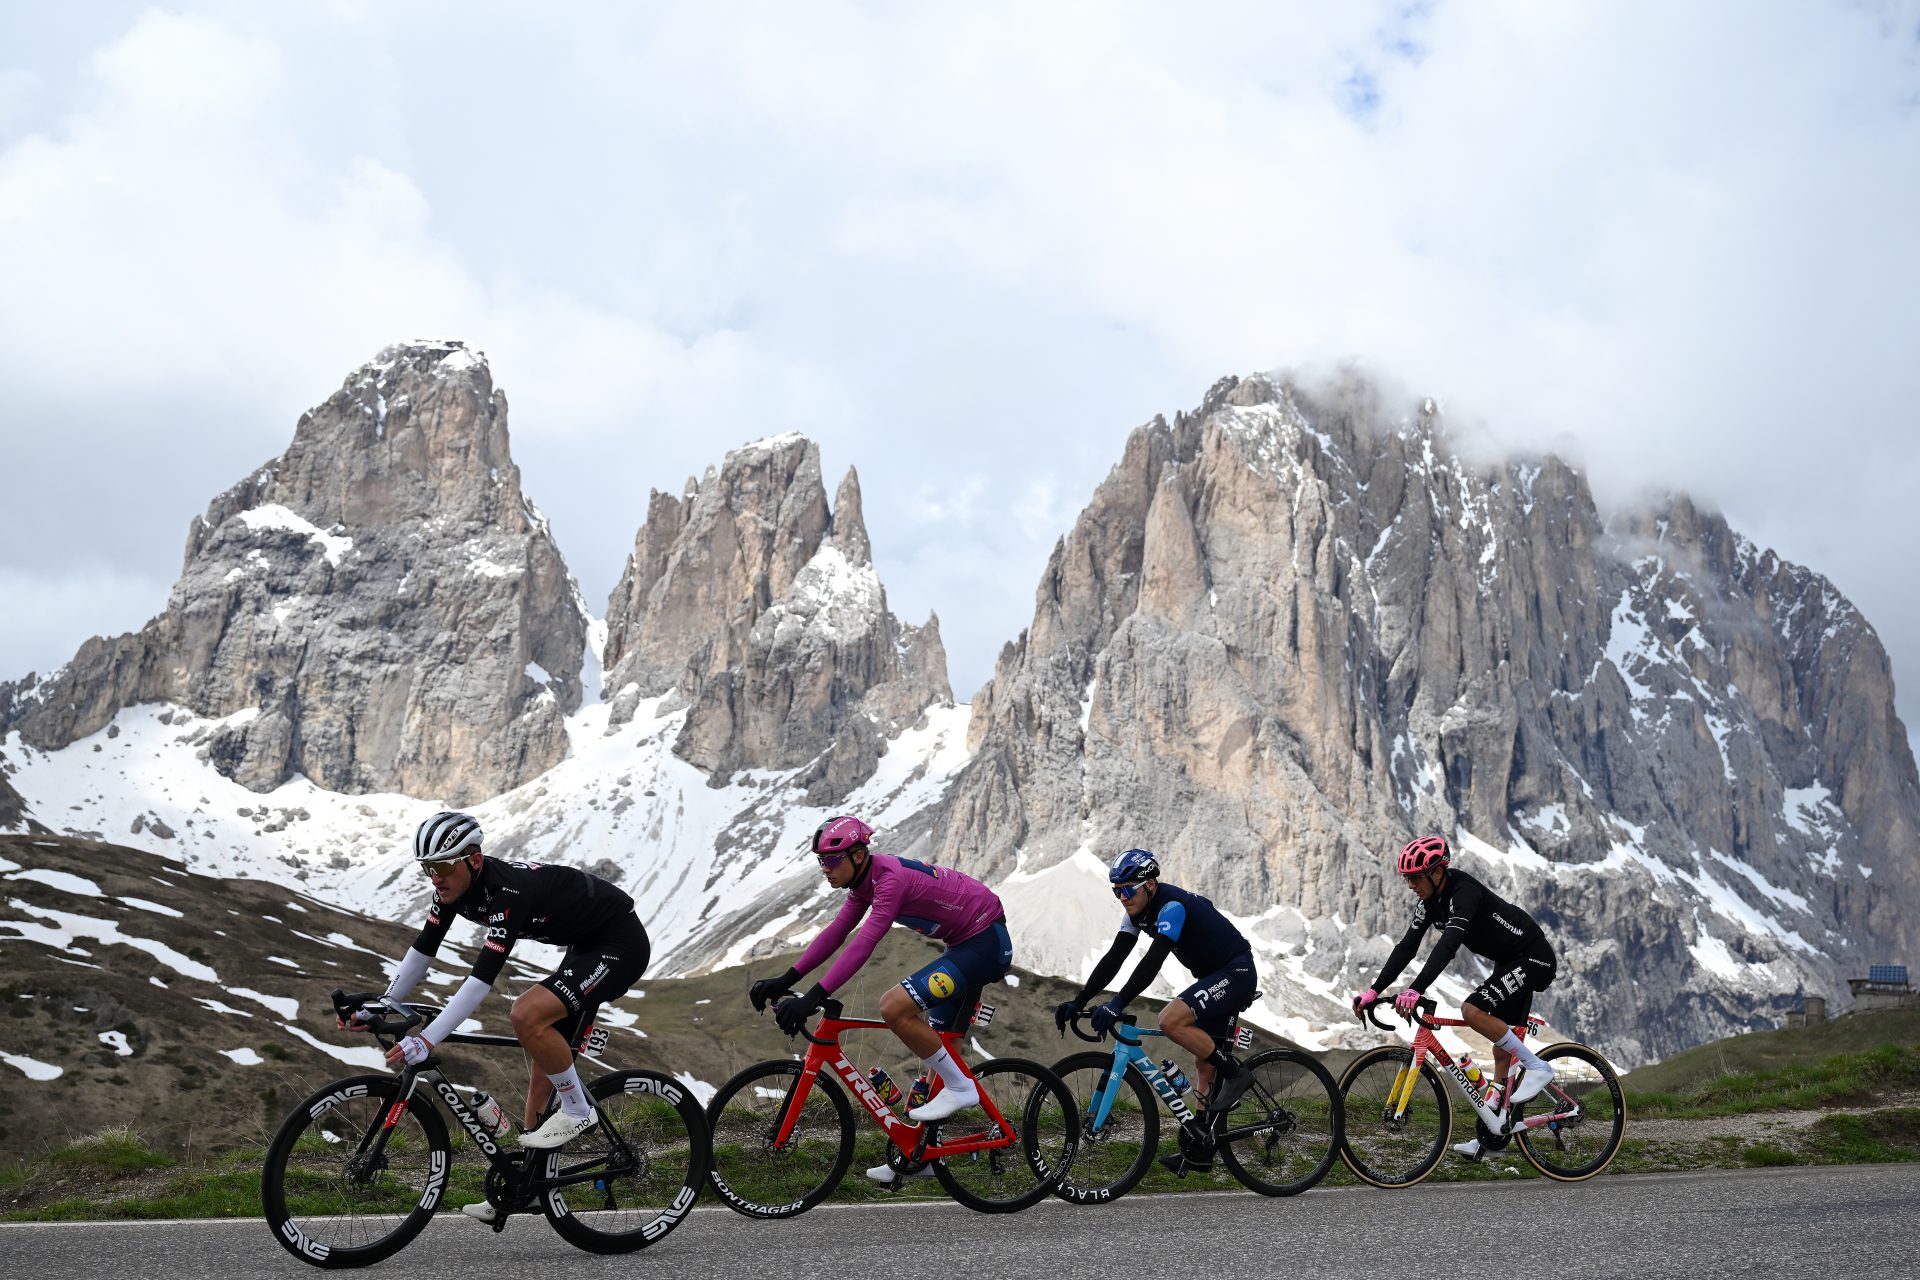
[343,811,649,1217]
[1054,849,1259,1168]
[1351,834,1558,1160]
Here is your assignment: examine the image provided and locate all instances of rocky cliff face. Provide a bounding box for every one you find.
[602,435,952,802]
[934,372,1919,1064]
[0,342,588,805]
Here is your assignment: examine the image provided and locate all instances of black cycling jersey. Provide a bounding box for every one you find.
[1372,868,1552,994]
[410,858,637,986]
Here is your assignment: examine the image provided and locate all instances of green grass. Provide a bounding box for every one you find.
[8,1024,1920,1219]
[1622,1009,1920,1096]
[1627,1043,1920,1118]
[49,1125,176,1175]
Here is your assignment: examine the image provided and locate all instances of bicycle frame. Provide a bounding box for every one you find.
[1084,1022,1206,1135]
[783,1009,1019,1162]
[1383,1006,1578,1138]
[336,997,638,1217]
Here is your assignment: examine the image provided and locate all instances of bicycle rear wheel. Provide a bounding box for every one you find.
[1048,1051,1158,1204]
[1338,1045,1451,1188]
[705,1060,854,1218]
[543,1069,711,1253]
[1513,1042,1626,1181]
[931,1057,1079,1213]
[261,1073,451,1268]
[1214,1047,1343,1196]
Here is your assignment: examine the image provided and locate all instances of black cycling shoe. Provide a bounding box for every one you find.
[1158,1150,1212,1176]
[1205,1068,1258,1115]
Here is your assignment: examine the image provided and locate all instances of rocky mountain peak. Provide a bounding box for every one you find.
[602,435,950,801]
[933,368,1919,1064]
[0,341,588,805]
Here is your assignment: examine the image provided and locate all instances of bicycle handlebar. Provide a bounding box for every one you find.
[800,998,846,1045]
[332,988,424,1041]
[1068,1010,1138,1043]
[753,989,849,1044]
[1356,994,1441,1031]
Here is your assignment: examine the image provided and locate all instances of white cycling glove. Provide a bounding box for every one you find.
[397,1035,433,1066]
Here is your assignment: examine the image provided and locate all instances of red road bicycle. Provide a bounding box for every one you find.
[705,996,1079,1215]
[1340,996,1625,1186]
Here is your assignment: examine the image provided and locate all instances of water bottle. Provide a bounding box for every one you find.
[906,1074,932,1110]
[471,1090,511,1137]
[1461,1054,1484,1089]
[868,1066,902,1106]
[1160,1057,1192,1095]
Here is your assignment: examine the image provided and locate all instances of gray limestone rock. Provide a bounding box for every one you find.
[602,437,952,799]
[0,341,588,805]
[930,370,1920,1063]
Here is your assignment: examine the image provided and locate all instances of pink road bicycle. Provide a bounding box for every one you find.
[1340,996,1624,1186]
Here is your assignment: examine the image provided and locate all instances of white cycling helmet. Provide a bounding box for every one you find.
[414,810,483,862]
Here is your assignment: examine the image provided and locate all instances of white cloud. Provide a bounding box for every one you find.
[0,2,1914,747]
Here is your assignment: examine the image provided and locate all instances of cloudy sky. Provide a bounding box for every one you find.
[2,3,1916,751]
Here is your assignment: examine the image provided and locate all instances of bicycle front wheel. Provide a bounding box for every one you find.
[1215,1047,1343,1196]
[932,1057,1079,1214]
[261,1073,451,1269]
[705,1060,854,1218]
[1048,1051,1158,1204]
[1338,1045,1451,1188]
[1513,1042,1626,1181]
[543,1069,712,1253]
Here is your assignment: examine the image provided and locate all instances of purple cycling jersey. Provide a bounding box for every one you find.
[793,853,1005,995]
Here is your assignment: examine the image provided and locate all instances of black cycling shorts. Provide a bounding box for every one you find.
[1465,951,1556,1027]
[538,912,650,1044]
[1177,952,1258,1037]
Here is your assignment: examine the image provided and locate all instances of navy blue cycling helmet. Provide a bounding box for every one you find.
[1108,848,1161,885]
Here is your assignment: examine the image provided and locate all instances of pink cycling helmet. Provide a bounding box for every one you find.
[810,815,874,855]
[1396,835,1451,876]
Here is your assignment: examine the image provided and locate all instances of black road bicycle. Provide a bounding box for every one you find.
[261,990,710,1268]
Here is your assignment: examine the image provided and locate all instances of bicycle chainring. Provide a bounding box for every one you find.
[1474,1115,1514,1152]
[1178,1123,1217,1163]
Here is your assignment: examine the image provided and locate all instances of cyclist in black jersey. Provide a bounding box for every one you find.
[1052,849,1259,1171]
[344,811,650,1215]
[1351,834,1558,1159]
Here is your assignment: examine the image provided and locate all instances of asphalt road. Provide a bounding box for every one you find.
[3,1165,1914,1279]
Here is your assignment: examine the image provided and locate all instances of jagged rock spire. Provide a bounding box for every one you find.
[0,341,589,804]
[602,436,951,801]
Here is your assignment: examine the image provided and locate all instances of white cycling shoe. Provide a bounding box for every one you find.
[1451,1138,1483,1161]
[865,1161,937,1186]
[907,1081,979,1122]
[460,1200,498,1223]
[519,1108,598,1149]
[1509,1063,1556,1106]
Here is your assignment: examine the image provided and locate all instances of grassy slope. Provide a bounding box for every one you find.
[1620,1009,1920,1097]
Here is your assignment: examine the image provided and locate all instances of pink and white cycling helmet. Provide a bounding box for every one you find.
[1395,834,1451,876]
[810,815,874,856]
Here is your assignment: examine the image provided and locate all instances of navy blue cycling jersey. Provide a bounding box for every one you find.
[1118,882,1249,976]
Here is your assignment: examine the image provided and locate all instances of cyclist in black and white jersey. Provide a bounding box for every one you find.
[1351,834,1558,1159]
[345,811,650,1216]
[1052,849,1259,1172]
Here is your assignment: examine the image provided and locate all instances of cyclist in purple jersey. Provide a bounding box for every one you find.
[749,816,1012,1144]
